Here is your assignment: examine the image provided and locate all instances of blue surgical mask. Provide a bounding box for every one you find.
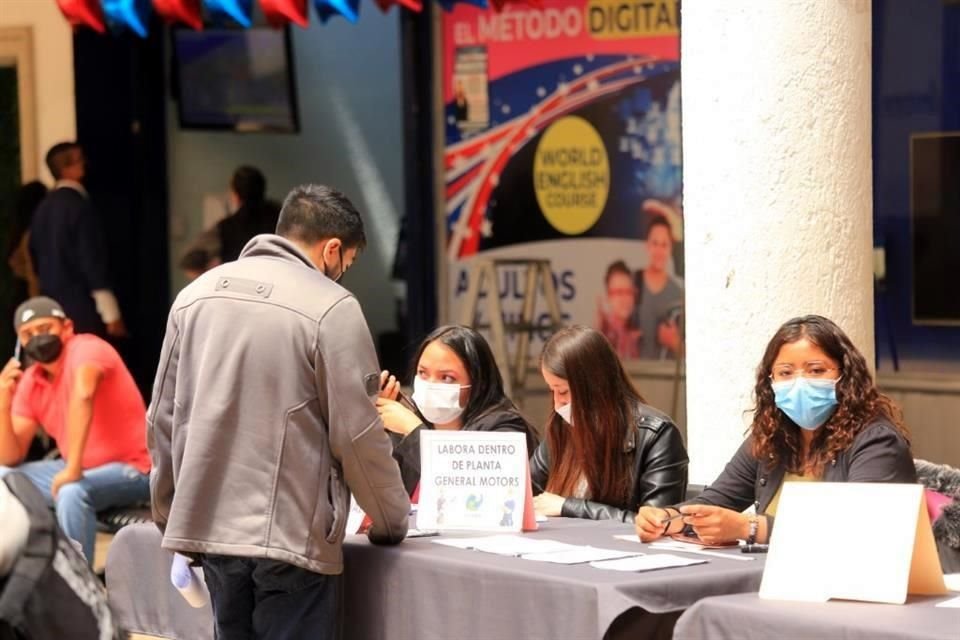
[771,377,839,430]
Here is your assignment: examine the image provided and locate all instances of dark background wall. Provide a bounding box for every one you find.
[74,26,170,394]
[873,0,960,372]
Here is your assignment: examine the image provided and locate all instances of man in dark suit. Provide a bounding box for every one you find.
[216,166,281,264]
[29,142,126,338]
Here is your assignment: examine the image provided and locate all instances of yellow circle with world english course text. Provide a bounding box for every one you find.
[533,116,609,235]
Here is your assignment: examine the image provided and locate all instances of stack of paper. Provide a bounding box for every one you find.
[433,535,573,556]
[432,535,642,565]
[591,554,707,572]
[521,547,640,565]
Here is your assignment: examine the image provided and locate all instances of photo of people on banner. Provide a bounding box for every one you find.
[442,0,682,361]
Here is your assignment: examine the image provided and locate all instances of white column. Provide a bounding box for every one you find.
[682,0,875,483]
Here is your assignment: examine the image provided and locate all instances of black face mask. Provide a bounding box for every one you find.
[24,334,63,364]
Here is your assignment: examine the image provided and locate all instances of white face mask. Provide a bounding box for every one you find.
[556,403,573,425]
[412,377,470,425]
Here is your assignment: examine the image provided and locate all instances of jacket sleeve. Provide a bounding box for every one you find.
[146,307,180,533]
[529,439,551,495]
[634,421,689,508]
[847,422,917,483]
[685,438,759,513]
[318,297,409,545]
[561,497,636,522]
[391,426,427,495]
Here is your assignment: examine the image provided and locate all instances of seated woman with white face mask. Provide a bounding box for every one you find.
[377,325,539,495]
[531,325,688,521]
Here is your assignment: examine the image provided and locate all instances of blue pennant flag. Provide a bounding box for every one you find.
[313,0,360,22]
[101,0,152,37]
[204,0,254,27]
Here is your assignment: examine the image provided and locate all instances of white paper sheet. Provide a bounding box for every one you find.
[611,534,755,562]
[646,540,756,562]
[432,535,574,556]
[346,496,367,535]
[935,596,960,608]
[590,553,707,572]
[944,573,960,592]
[521,547,641,565]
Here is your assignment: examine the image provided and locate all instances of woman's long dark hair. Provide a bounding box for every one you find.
[410,325,531,430]
[541,325,643,505]
[751,315,909,474]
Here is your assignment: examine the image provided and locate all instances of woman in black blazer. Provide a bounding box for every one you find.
[636,315,915,545]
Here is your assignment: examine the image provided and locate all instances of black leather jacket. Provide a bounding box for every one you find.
[530,402,688,522]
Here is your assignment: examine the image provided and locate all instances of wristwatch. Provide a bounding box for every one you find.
[746,515,759,545]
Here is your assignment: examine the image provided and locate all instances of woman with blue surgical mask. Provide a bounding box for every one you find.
[376,325,538,495]
[635,315,916,545]
[530,325,688,521]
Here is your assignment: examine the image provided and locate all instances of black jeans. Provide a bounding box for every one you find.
[200,555,341,640]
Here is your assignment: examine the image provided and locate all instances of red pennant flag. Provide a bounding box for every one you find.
[152,0,204,30]
[55,0,107,33]
[374,0,423,12]
[260,0,310,27]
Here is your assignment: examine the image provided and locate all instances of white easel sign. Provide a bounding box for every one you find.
[417,431,527,532]
[760,482,946,604]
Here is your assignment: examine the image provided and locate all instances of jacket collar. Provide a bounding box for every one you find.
[239,234,318,272]
[55,180,88,198]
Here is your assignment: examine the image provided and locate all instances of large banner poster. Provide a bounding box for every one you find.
[442,0,682,363]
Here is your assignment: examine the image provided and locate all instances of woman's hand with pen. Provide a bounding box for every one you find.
[674,505,746,544]
[635,506,683,541]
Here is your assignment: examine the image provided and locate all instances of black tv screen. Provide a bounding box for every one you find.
[173,27,299,133]
[911,133,960,324]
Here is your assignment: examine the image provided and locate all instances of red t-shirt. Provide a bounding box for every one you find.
[12,334,150,473]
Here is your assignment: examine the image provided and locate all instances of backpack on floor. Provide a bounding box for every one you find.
[0,472,124,640]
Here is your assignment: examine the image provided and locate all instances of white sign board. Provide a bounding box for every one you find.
[417,430,527,532]
[760,482,946,604]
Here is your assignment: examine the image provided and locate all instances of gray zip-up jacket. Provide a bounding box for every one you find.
[147,235,409,575]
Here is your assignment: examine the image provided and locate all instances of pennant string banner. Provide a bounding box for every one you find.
[261,0,311,27]
[152,0,204,30]
[56,0,108,33]
[102,0,153,37]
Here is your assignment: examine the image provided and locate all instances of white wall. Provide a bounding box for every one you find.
[167,14,406,340]
[0,0,76,182]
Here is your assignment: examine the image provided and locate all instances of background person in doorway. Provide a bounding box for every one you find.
[29,143,126,339]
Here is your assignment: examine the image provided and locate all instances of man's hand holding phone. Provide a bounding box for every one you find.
[0,358,23,408]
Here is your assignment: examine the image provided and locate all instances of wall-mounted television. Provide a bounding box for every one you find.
[911,132,960,324]
[172,27,299,133]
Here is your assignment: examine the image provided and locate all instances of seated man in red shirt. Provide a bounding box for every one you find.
[0,297,150,565]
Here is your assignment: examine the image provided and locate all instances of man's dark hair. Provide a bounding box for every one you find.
[45,142,81,180]
[230,166,267,204]
[179,248,210,273]
[276,185,367,250]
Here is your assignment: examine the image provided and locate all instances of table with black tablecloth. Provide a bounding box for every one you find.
[106,519,766,640]
[673,591,960,640]
[341,517,764,640]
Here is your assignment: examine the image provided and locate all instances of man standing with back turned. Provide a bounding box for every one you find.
[148,185,409,639]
